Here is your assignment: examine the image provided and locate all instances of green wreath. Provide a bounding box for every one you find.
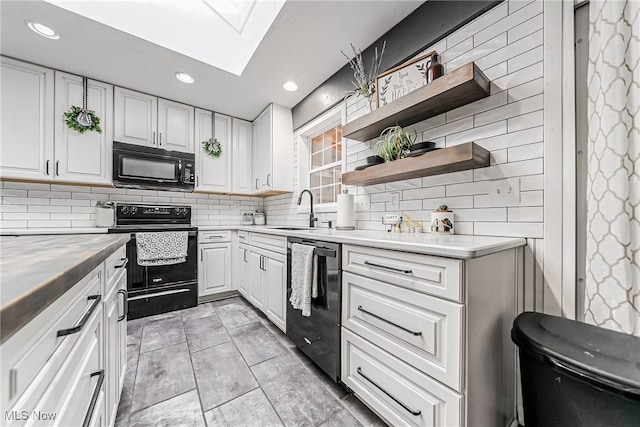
[202,138,222,158]
[64,106,102,134]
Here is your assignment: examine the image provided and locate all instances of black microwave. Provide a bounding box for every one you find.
[112,141,195,192]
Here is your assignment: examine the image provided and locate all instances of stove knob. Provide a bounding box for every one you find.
[131,206,138,215]
[121,206,130,215]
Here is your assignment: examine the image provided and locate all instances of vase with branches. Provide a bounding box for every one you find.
[341,41,386,111]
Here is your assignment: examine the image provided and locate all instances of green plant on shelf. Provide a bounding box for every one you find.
[374,125,416,162]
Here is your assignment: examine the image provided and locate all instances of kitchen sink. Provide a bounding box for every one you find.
[270,226,313,230]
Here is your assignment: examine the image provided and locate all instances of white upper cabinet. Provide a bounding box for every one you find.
[232,118,252,194]
[114,87,194,153]
[158,98,194,152]
[114,87,157,147]
[0,57,54,180]
[251,103,293,194]
[54,72,113,185]
[194,109,231,192]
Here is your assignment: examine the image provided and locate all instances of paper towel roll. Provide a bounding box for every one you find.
[337,192,355,229]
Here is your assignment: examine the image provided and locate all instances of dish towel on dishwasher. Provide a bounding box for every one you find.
[135,231,188,266]
[289,243,317,317]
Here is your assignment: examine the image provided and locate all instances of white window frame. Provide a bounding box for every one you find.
[296,103,346,213]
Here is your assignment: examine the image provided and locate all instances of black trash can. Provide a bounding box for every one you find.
[512,312,640,427]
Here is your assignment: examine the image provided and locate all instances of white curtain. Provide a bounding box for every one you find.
[584,0,640,335]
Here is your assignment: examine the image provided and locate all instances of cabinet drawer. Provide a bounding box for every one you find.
[342,272,463,391]
[248,232,286,254]
[343,245,463,302]
[237,231,248,242]
[342,329,462,427]
[199,230,232,243]
[1,266,103,409]
[105,244,127,294]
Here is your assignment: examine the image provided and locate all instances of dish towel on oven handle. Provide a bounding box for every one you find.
[289,243,317,317]
[135,231,188,266]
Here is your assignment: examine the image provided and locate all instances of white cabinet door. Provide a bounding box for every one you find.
[193,112,231,192]
[54,72,113,185]
[232,118,252,194]
[264,252,286,332]
[158,98,194,153]
[236,244,249,297]
[199,243,232,297]
[105,282,119,426]
[248,250,265,310]
[114,87,157,147]
[252,107,272,192]
[0,57,54,180]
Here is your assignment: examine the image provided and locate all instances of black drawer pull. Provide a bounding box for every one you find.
[357,306,422,336]
[364,261,412,275]
[57,295,102,337]
[117,289,128,322]
[356,367,421,416]
[114,258,128,269]
[82,370,105,427]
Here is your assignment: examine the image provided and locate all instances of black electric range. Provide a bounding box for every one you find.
[109,203,198,319]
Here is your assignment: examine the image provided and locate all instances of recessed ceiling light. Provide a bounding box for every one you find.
[283,81,298,92]
[175,72,194,84]
[26,21,59,39]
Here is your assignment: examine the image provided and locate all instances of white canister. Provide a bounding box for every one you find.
[95,201,115,227]
[254,211,266,225]
[430,209,454,235]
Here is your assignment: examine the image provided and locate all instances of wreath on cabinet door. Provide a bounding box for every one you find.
[201,137,222,158]
[63,77,102,134]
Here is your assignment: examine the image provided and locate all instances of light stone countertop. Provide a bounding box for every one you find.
[197,225,526,259]
[0,234,130,342]
[0,227,109,235]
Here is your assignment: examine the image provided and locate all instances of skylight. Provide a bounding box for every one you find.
[44,0,286,76]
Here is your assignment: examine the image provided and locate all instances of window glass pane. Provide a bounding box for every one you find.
[319,186,333,204]
[324,146,336,164]
[321,168,333,187]
[310,171,321,188]
[311,188,321,203]
[334,166,342,183]
[311,136,323,154]
[336,125,342,141]
[334,184,341,201]
[323,128,337,150]
[335,142,342,161]
[311,152,323,169]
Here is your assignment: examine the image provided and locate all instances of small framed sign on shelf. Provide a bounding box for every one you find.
[376,50,436,108]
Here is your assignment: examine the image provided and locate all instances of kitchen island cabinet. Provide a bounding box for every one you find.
[0,234,129,427]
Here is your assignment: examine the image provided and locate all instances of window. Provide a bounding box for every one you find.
[308,124,342,205]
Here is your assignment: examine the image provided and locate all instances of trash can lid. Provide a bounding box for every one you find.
[512,312,640,393]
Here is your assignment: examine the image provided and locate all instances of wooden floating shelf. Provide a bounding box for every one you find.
[342,142,489,187]
[342,62,490,142]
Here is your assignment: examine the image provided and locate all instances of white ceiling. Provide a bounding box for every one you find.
[0,0,423,121]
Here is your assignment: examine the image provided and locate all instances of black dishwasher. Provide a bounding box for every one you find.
[286,237,342,382]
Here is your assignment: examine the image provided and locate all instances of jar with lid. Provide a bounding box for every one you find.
[254,210,266,226]
[95,201,115,227]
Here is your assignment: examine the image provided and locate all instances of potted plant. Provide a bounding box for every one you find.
[374,125,417,162]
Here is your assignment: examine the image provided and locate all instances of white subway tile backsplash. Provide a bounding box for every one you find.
[446,120,507,146]
[0,189,28,197]
[492,61,543,93]
[507,78,543,102]
[3,197,49,205]
[4,212,49,220]
[474,158,543,181]
[28,220,71,228]
[476,126,543,150]
[508,206,544,222]
[447,1,508,47]
[508,13,543,44]
[507,110,543,132]
[474,94,543,127]
[520,174,544,191]
[473,0,542,46]
[29,205,72,213]
[51,184,92,193]
[446,92,508,123]
[403,186,446,200]
[508,46,543,73]
[4,182,50,190]
[474,221,543,238]
[508,142,543,162]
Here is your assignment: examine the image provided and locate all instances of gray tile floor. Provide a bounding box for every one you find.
[115,297,386,427]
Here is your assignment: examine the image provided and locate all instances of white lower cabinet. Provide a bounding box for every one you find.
[342,329,462,427]
[0,244,128,427]
[104,268,127,427]
[236,243,249,297]
[342,244,521,427]
[239,232,287,332]
[198,231,233,299]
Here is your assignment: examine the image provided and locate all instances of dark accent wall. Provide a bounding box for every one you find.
[292,0,503,130]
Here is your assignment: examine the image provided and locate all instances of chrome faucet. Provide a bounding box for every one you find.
[297,189,317,227]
